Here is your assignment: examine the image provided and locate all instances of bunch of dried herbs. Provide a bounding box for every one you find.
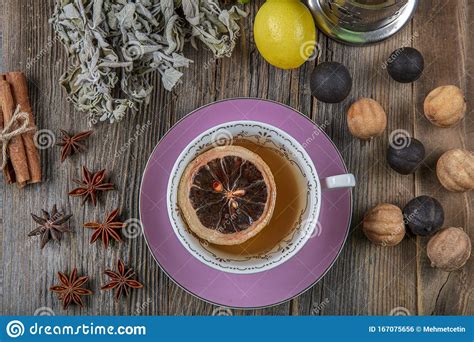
[50,0,247,124]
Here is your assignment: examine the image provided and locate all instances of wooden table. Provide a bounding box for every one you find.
[1,0,472,316]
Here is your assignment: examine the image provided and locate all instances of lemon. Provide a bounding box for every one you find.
[254,0,317,69]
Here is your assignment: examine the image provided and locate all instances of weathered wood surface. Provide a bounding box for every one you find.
[0,0,472,316]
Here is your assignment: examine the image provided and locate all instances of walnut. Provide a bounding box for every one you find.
[436,149,474,192]
[347,98,387,140]
[363,203,405,246]
[423,85,466,127]
[427,227,471,271]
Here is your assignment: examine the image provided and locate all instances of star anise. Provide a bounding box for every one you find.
[57,130,93,162]
[49,268,93,310]
[84,208,124,248]
[101,259,144,301]
[29,205,73,249]
[68,166,114,206]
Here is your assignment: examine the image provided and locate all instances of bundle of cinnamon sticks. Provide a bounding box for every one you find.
[0,72,41,187]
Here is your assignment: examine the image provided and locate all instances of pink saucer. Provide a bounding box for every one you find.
[140,98,352,308]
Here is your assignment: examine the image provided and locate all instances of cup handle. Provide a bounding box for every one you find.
[321,174,356,190]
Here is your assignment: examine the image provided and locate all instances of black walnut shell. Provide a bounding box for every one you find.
[310,62,352,103]
[403,196,444,236]
[387,47,424,83]
[387,138,425,175]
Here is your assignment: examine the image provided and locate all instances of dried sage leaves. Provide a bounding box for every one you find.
[50,0,247,124]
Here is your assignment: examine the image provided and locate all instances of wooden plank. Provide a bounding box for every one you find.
[0,8,4,308]
[0,0,170,315]
[412,0,473,315]
[294,19,419,314]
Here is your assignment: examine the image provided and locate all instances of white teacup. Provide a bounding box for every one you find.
[167,121,355,274]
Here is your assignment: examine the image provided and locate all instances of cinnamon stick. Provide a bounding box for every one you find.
[0,74,16,184]
[6,72,41,183]
[0,80,30,186]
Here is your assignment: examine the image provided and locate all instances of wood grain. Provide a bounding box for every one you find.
[0,0,472,316]
[412,0,473,315]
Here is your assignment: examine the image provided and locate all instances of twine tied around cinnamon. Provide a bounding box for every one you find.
[0,105,35,170]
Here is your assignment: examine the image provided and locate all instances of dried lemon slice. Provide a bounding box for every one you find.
[178,146,277,245]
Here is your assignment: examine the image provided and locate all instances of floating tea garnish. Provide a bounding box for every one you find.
[178,146,277,245]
